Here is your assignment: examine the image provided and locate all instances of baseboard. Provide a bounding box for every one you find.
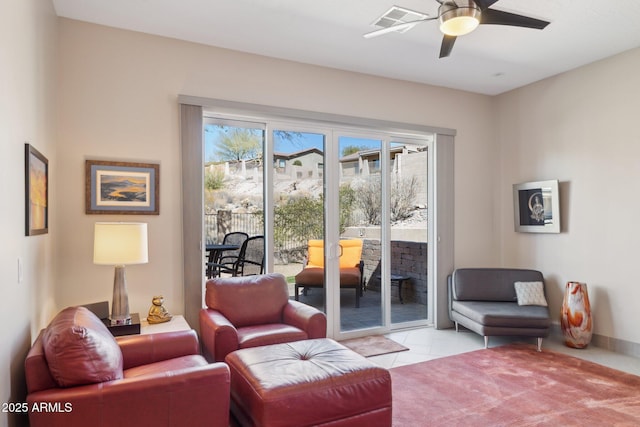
[549,323,640,358]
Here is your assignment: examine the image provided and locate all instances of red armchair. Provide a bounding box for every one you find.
[200,273,327,362]
[25,306,230,427]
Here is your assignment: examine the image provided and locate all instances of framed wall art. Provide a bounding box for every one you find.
[513,179,560,233]
[25,144,49,236]
[86,160,159,215]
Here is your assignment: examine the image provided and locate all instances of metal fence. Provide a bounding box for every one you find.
[205,211,262,244]
[205,210,321,256]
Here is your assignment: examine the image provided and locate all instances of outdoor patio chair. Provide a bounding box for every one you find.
[234,235,265,276]
[206,231,248,278]
[294,239,364,308]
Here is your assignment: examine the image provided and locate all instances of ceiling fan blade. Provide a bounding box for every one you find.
[439,35,457,58]
[480,9,550,29]
[363,17,435,39]
[472,0,500,11]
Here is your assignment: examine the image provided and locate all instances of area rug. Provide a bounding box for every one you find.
[390,343,640,426]
[340,335,409,357]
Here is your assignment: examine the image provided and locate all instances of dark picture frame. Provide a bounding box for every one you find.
[25,144,49,236]
[513,179,560,233]
[85,160,159,215]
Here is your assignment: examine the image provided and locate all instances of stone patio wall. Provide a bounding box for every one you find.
[361,239,428,304]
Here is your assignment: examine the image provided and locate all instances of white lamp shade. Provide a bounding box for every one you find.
[94,222,148,265]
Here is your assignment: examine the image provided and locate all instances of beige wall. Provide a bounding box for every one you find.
[1,0,57,425]
[496,47,640,345]
[55,19,498,319]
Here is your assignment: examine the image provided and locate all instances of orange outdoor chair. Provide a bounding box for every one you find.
[294,239,364,308]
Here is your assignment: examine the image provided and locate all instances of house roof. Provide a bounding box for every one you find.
[340,145,416,162]
[274,147,324,160]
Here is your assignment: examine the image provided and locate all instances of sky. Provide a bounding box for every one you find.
[204,124,382,162]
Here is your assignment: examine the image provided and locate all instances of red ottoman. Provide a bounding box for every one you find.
[225,338,392,427]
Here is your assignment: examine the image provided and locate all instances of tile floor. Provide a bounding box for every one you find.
[285,273,639,376]
[367,326,640,376]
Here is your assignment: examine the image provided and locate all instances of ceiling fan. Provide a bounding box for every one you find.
[364,0,550,58]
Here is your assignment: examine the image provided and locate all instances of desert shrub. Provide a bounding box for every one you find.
[272,188,356,249]
[390,175,418,221]
[354,175,418,225]
[355,176,382,225]
[205,168,225,190]
[339,184,356,228]
[274,196,323,249]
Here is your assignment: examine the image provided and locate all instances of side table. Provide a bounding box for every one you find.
[140,314,191,334]
[103,313,141,336]
[376,274,411,304]
[390,274,411,304]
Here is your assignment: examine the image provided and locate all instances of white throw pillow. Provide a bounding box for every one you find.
[514,281,548,306]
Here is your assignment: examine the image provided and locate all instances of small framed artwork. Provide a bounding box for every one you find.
[513,179,560,233]
[25,144,49,236]
[86,160,159,215]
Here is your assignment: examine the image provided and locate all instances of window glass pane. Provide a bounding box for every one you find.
[272,131,326,305]
[204,123,265,278]
[339,136,383,332]
[389,142,429,324]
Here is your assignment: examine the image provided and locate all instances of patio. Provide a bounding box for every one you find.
[292,285,427,331]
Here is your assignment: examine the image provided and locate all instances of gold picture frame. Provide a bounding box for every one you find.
[25,144,49,235]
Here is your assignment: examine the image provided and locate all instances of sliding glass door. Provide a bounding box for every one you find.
[335,134,431,337]
[202,115,434,338]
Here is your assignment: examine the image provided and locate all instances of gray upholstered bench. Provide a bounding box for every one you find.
[448,268,551,351]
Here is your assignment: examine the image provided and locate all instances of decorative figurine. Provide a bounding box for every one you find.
[147,295,172,324]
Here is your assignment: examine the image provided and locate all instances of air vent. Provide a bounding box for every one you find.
[371,6,429,33]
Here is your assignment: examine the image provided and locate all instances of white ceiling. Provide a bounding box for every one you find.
[52,0,640,95]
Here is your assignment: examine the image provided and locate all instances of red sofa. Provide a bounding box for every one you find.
[200,273,327,362]
[25,306,230,427]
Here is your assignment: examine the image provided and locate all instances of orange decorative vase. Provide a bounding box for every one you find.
[561,281,592,348]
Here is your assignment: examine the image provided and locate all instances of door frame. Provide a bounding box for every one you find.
[178,95,456,335]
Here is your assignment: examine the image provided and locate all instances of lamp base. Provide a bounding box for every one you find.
[111,265,131,326]
[103,313,141,337]
[109,316,132,326]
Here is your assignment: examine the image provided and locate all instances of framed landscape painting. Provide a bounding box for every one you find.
[513,179,560,233]
[86,160,159,215]
[25,144,49,236]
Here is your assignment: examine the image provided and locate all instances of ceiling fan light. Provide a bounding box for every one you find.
[440,15,479,36]
[439,3,481,37]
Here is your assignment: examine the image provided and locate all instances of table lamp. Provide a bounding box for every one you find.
[93,222,148,325]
